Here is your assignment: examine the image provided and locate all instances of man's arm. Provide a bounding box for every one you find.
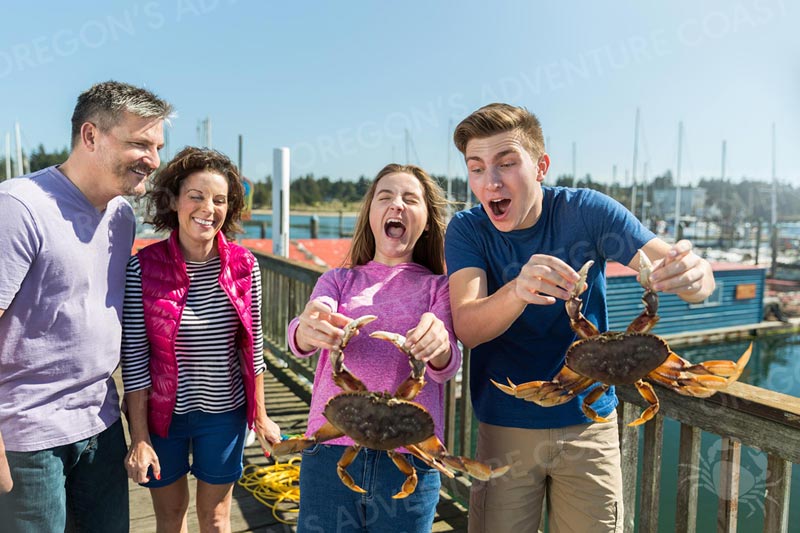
[0,309,12,493]
[635,238,715,303]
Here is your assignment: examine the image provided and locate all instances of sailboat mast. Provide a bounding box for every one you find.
[571,141,576,187]
[4,132,11,181]
[630,108,640,216]
[771,123,777,228]
[674,121,683,241]
[640,162,648,222]
[15,122,23,177]
[446,119,453,219]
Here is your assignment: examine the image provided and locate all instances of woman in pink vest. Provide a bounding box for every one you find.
[121,147,281,532]
[287,164,461,532]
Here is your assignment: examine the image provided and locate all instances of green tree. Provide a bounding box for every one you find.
[29,144,69,172]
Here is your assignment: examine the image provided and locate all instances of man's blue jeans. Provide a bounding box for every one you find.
[0,418,129,533]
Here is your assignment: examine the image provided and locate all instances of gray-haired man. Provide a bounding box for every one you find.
[0,81,173,532]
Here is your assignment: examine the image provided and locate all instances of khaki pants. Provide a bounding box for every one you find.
[468,412,623,533]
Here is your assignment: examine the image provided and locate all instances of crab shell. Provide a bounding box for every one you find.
[323,392,436,451]
[566,332,671,386]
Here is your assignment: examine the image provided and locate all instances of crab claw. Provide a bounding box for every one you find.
[330,315,377,393]
[342,315,378,347]
[370,331,408,353]
[637,249,653,290]
[572,260,594,298]
[372,330,427,400]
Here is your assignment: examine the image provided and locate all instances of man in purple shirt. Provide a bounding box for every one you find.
[0,81,172,533]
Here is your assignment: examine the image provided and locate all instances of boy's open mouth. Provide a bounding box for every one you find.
[490,199,511,216]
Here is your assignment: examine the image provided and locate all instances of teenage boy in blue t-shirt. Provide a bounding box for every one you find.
[445,103,715,533]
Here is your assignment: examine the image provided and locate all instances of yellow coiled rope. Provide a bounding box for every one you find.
[238,457,301,525]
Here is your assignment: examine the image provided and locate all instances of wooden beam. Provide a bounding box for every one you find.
[618,403,639,533]
[716,437,741,531]
[616,384,800,464]
[763,455,792,533]
[675,424,701,533]
[639,414,664,533]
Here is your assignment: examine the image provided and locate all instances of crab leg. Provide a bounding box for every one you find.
[271,421,344,456]
[629,380,660,426]
[411,435,509,481]
[647,343,752,397]
[492,365,595,407]
[627,250,660,334]
[387,451,418,499]
[331,315,377,392]
[581,383,611,423]
[404,444,455,479]
[371,330,427,400]
[337,445,367,494]
[566,260,601,339]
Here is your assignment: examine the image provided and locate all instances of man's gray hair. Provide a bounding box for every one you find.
[70,80,174,149]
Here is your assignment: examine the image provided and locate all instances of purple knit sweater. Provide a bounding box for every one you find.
[287,261,461,449]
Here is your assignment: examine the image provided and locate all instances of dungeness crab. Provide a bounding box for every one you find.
[273,315,509,498]
[493,250,752,426]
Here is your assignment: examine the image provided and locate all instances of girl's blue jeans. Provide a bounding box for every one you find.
[297,443,441,533]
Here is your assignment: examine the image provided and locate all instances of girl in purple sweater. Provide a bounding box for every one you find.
[287,163,461,532]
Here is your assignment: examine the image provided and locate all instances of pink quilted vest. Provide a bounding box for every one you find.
[136,230,257,437]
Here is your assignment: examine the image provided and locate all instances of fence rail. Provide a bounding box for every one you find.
[254,251,799,533]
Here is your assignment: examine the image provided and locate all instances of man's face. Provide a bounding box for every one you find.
[464,130,549,232]
[93,111,164,197]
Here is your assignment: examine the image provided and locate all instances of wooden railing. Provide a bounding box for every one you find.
[254,251,799,533]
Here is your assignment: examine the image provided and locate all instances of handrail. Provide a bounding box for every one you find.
[254,251,798,533]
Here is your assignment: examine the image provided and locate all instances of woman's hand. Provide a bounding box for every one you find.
[405,312,452,369]
[125,439,161,484]
[254,414,282,457]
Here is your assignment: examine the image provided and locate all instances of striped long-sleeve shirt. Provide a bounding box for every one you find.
[121,255,266,415]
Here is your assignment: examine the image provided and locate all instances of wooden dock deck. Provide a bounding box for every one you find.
[124,370,470,532]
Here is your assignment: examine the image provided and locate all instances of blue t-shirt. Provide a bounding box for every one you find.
[445,187,656,429]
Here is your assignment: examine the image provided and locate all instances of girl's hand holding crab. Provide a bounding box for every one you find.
[295,299,352,353]
[404,312,451,369]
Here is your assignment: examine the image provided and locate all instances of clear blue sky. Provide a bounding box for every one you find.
[1,0,798,187]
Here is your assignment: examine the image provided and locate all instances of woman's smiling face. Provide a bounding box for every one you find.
[172,170,229,256]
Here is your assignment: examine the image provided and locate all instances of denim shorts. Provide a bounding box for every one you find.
[297,443,441,533]
[0,418,129,533]
[143,406,248,488]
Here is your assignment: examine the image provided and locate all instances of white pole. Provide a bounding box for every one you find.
[674,121,683,241]
[272,148,290,257]
[4,132,10,181]
[14,122,23,177]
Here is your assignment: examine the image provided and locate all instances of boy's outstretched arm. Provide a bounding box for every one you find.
[449,255,580,349]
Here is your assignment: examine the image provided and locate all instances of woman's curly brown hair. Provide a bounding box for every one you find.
[145,146,245,238]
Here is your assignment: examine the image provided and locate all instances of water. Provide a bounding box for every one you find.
[241,212,357,239]
[650,335,800,532]
[136,212,358,239]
